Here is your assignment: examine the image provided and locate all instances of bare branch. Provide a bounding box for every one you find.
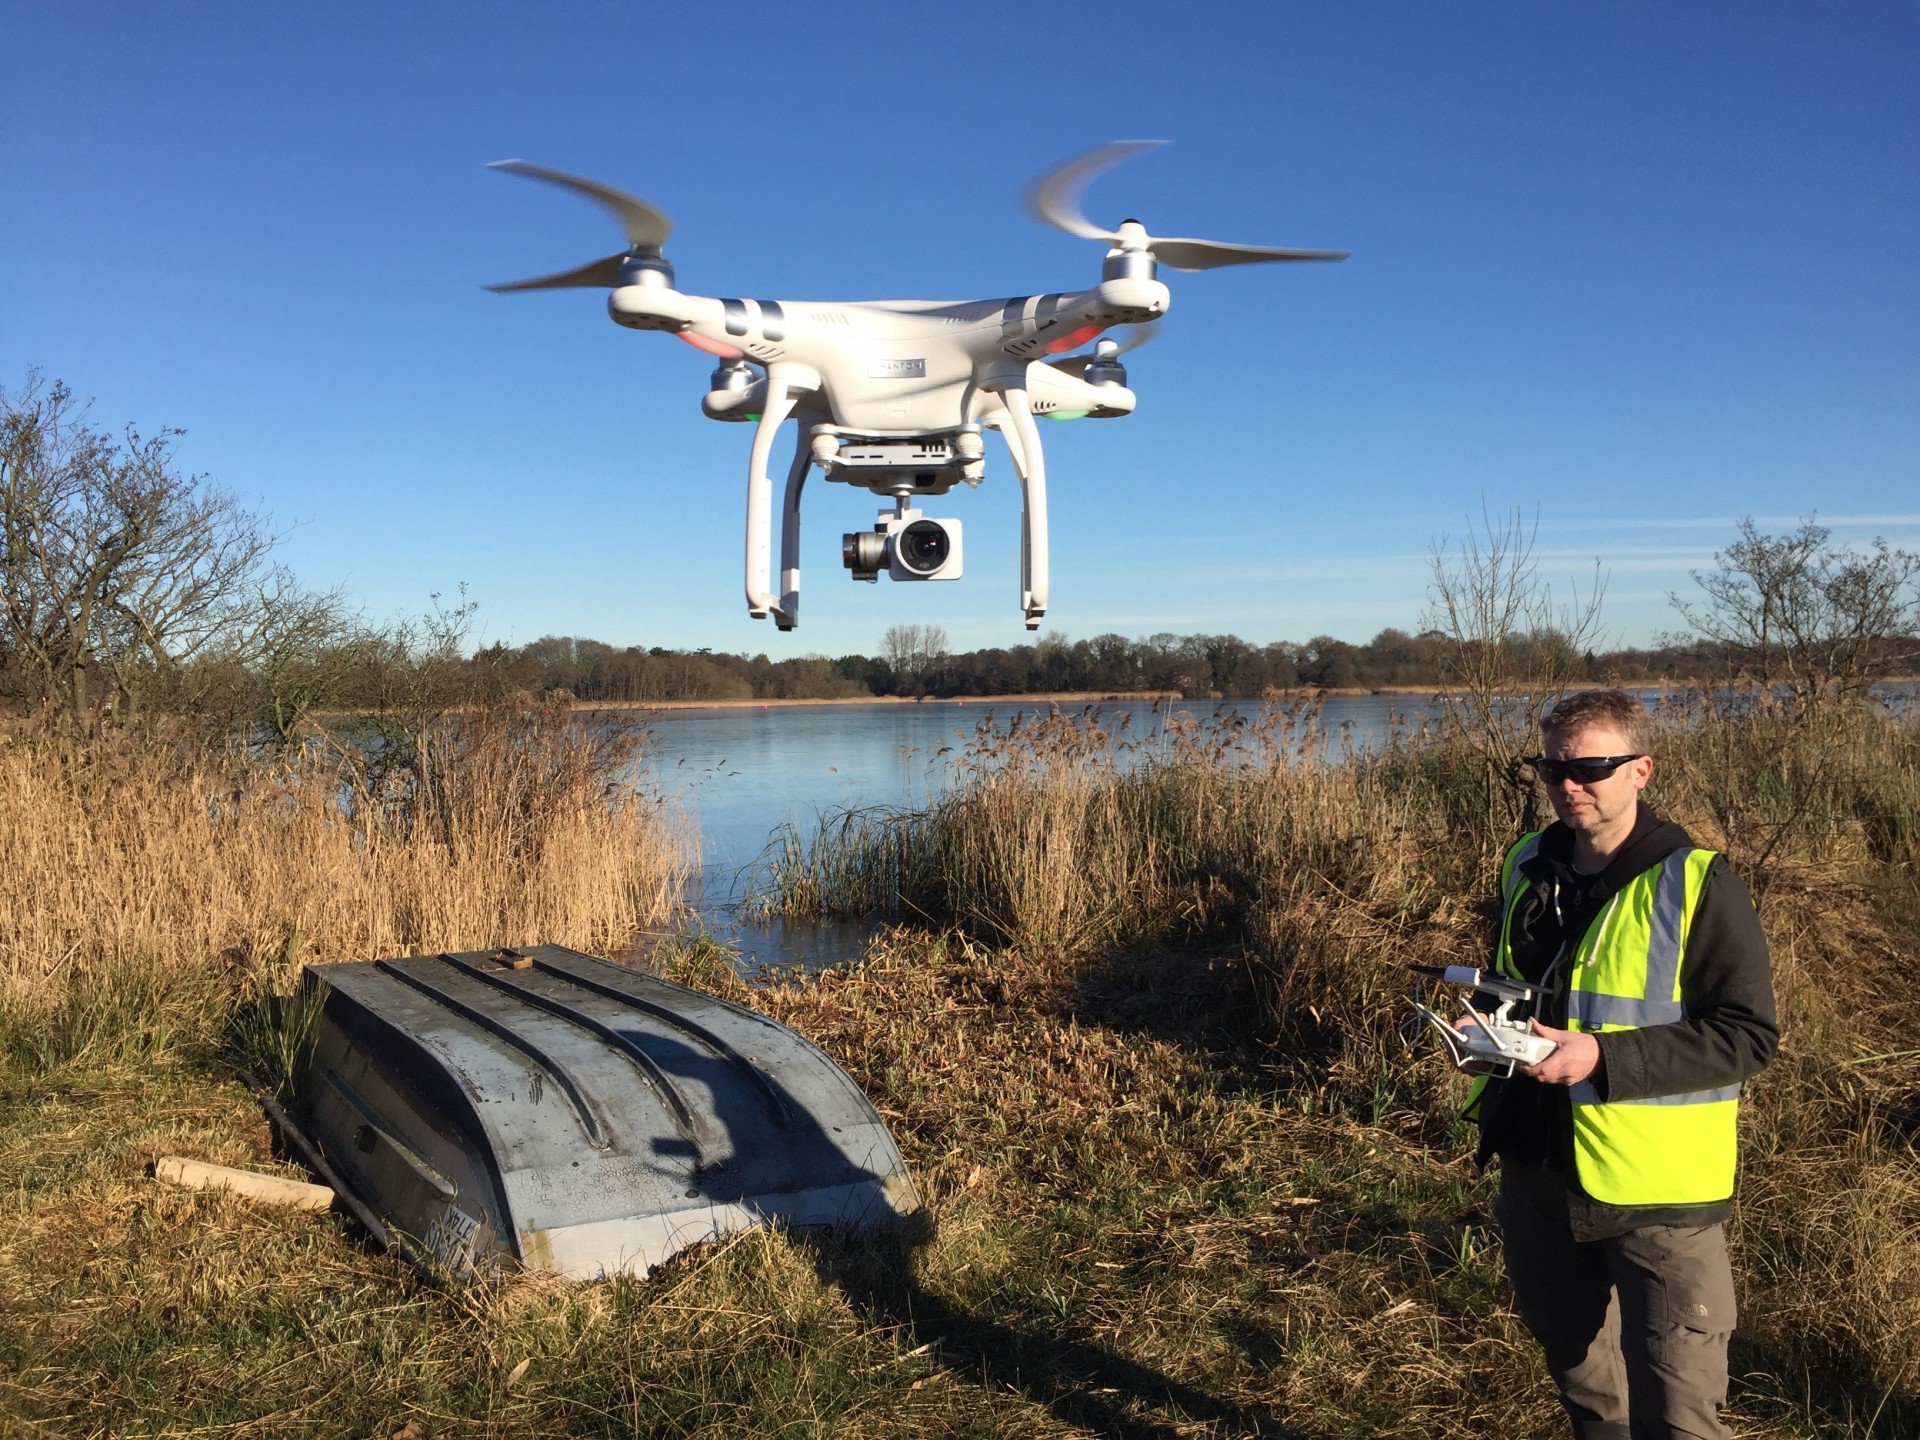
[1670,516,1920,707]
[1422,504,1609,856]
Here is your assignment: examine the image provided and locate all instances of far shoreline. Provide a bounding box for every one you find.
[573,686,1455,715]
[563,676,1920,716]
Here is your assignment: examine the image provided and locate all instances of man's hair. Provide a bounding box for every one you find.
[1541,689,1650,752]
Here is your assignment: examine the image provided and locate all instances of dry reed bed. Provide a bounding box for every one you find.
[0,705,690,1043]
[756,705,1433,959]
[1,699,1915,1435]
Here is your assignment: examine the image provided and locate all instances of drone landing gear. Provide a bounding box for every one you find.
[751,375,1050,633]
[744,369,801,624]
[773,425,811,631]
[993,383,1049,630]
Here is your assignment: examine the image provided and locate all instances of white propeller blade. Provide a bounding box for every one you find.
[489,159,674,250]
[1026,140,1166,242]
[485,253,630,293]
[1148,237,1350,271]
[1025,142,1348,272]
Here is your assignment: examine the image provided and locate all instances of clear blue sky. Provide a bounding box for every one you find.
[6,2,1915,659]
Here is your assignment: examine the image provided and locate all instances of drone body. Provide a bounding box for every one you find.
[489,144,1344,630]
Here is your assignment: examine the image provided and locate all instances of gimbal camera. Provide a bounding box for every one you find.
[842,504,963,584]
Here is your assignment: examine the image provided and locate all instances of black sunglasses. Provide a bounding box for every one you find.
[1525,754,1645,785]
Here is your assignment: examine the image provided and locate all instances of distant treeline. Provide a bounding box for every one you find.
[479,629,1912,705]
[7,367,1916,732]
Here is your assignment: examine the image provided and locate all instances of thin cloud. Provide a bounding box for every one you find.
[1540,513,1920,534]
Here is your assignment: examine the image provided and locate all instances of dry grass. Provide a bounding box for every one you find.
[0,701,690,1055]
[0,1047,1024,1438]
[0,932,1549,1439]
[1,698,1915,1436]
[753,697,1920,1432]
[734,934,1551,1438]
[755,703,1423,958]
[9,921,1905,1436]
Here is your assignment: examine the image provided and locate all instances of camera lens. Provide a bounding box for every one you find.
[896,520,950,575]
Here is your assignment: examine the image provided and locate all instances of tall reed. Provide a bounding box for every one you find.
[755,703,1399,952]
[0,702,690,1055]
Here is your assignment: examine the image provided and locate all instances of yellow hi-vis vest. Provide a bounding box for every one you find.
[1488,832,1742,1207]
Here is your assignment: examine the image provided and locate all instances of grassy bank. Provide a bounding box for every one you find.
[749,695,1920,1429]
[1,698,1915,1436]
[0,702,690,1058]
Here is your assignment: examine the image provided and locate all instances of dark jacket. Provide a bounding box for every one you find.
[1474,802,1778,1239]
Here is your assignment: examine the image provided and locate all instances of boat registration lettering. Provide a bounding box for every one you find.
[427,1202,480,1273]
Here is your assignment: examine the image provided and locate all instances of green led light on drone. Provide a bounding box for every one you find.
[1041,410,1089,422]
[743,413,762,422]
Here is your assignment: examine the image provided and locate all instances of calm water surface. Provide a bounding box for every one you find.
[635,694,1430,909]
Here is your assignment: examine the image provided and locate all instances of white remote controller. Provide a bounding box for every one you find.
[1455,1011,1559,1067]
[1409,964,1561,1075]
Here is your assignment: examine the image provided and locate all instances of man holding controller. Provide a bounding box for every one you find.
[1460,689,1777,1440]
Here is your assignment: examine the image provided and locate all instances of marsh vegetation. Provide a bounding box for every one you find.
[2,687,1916,1437]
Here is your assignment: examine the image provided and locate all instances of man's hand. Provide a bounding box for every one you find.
[1520,1019,1600,1085]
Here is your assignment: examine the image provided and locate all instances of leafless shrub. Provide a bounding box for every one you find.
[1,372,275,722]
[1423,505,1608,862]
[1671,516,1920,710]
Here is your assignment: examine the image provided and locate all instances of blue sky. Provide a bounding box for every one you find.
[5,2,1915,658]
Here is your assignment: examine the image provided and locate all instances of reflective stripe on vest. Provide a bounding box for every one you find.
[1493,835,1740,1207]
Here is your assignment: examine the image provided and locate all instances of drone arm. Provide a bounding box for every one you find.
[744,367,800,619]
[772,422,813,630]
[608,285,710,332]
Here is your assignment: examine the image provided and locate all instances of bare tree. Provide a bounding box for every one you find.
[1670,516,1920,707]
[882,624,949,688]
[211,568,367,744]
[1423,506,1608,853]
[1,372,271,719]
[333,586,495,802]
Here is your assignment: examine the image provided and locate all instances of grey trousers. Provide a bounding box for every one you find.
[1496,1162,1737,1440]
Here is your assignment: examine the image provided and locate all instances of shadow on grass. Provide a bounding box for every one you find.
[801,1225,1306,1440]
[1728,1337,1920,1439]
[1056,946,1271,1065]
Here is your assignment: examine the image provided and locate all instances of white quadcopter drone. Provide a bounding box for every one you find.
[488,142,1346,630]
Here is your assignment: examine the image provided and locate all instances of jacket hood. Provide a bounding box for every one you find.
[1531,802,1695,904]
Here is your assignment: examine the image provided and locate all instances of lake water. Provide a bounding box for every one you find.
[622,681,1916,969]
[629,693,1430,967]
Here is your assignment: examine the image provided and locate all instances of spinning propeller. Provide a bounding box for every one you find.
[485,160,675,293]
[1027,140,1348,271]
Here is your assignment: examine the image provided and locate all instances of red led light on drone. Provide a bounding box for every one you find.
[676,331,745,361]
[1045,325,1106,355]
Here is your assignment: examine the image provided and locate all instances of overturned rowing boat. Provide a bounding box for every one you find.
[285,944,920,1279]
